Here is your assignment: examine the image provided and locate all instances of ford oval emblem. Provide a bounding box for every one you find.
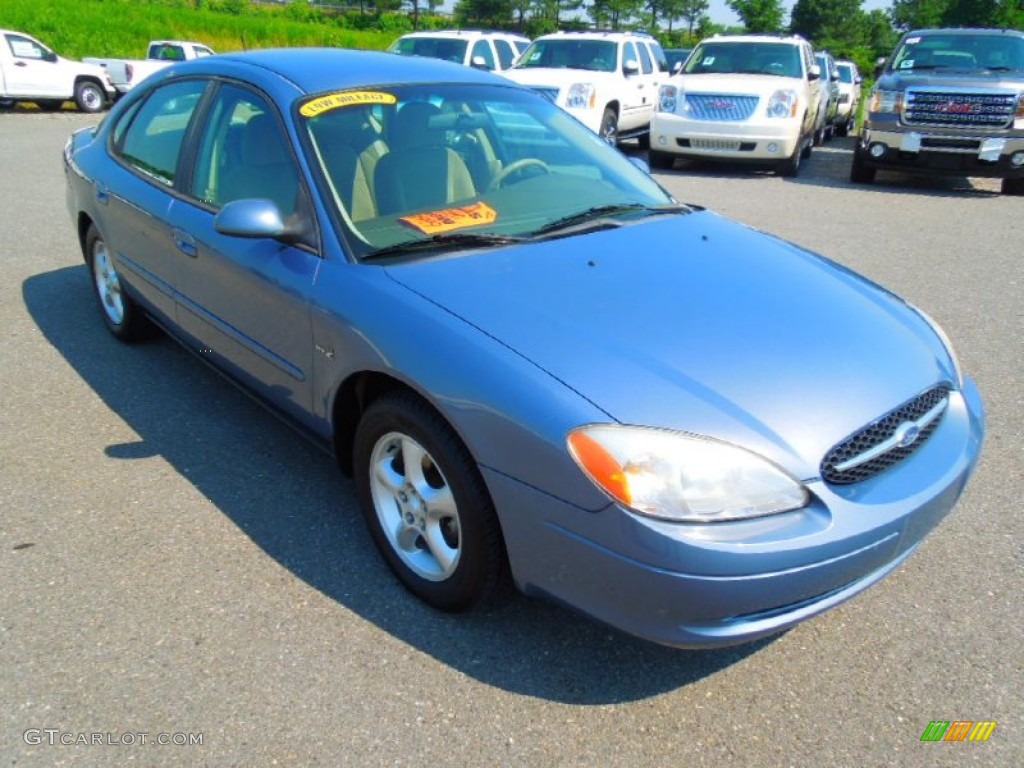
[895,422,921,448]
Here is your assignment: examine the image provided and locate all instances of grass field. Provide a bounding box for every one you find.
[0,0,397,60]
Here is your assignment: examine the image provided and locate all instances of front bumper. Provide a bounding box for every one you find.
[859,120,1024,178]
[650,112,802,162]
[487,378,984,648]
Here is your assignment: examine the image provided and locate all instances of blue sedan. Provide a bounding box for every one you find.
[64,49,984,648]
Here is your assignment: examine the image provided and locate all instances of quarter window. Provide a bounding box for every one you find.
[495,39,515,70]
[116,79,207,186]
[637,42,653,74]
[470,40,496,70]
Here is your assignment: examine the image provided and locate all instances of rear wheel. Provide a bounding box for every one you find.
[85,225,155,342]
[353,393,507,612]
[0,98,14,111]
[636,132,650,150]
[1001,177,1024,196]
[74,80,106,113]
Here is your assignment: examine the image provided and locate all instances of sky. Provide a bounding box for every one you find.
[708,0,891,27]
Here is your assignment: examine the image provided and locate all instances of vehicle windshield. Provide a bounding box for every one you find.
[891,33,1024,73]
[683,42,802,78]
[388,36,469,65]
[298,83,675,260]
[514,39,619,72]
[836,64,854,83]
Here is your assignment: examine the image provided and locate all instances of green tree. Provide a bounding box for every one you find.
[589,0,645,29]
[942,0,1000,25]
[454,0,513,27]
[790,0,866,45]
[890,0,948,30]
[677,0,710,38]
[726,0,786,33]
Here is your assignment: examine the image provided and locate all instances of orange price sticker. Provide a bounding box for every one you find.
[399,202,498,235]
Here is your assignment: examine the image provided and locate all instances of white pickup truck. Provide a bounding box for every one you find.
[85,40,215,97]
[1,29,116,113]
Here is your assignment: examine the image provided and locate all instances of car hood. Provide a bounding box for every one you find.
[502,67,620,90]
[878,70,1024,89]
[384,211,953,479]
[675,72,805,94]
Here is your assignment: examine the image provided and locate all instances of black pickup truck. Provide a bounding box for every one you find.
[852,28,1024,195]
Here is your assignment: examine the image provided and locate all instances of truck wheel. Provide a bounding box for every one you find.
[850,146,876,184]
[599,108,618,146]
[648,150,675,170]
[636,132,650,150]
[0,98,14,111]
[1001,177,1024,196]
[74,81,106,113]
[777,141,802,177]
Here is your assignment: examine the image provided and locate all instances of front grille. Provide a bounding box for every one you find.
[820,385,951,485]
[529,86,560,104]
[684,94,759,121]
[904,90,1017,129]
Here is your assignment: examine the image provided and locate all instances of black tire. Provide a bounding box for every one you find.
[801,135,813,160]
[778,140,802,177]
[648,149,675,170]
[0,98,14,111]
[74,80,106,113]
[353,392,506,612]
[850,146,876,184]
[85,225,155,342]
[813,122,825,147]
[1001,177,1024,196]
[636,131,650,150]
[835,120,848,138]
[599,107,618,146]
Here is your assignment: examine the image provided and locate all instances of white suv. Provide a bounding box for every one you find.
[649,34,822,176]
[502,31,669,145]
[388,30,530,72]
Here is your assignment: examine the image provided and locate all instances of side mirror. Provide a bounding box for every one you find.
[43,51,58,63]
[470,55,491,70]
[623,59,640,76]
[830,70,839,81]
[671,61,683,75]
[874,57,887,78]
[855,75,863,84]
[214,198,302,241]
[808,64,821,81]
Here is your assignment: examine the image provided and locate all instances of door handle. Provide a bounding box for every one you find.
[172,228,197,257]
[15,61,27,67]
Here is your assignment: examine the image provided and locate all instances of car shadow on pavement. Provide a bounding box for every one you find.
[649,137,1003,197]
[24,265,771,705]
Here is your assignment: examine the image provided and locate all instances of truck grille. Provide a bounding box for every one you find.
[904,90,1017,129]
[820,385,951,485]
[684,94,759,121]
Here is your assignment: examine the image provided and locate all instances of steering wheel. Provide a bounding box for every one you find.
[765,62,787,75]
[488,158,551,190]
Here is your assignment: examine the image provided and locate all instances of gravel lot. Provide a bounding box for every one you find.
[2,111,1021,767]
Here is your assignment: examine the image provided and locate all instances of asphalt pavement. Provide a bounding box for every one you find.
[1,111,1020,766]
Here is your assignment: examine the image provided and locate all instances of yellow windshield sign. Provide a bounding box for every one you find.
[400,202,499,235]
[300,91,397,117]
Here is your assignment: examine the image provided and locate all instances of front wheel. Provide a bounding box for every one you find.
[75,80,106,113]
[85,225,154,342]
[648,149,675,170]
[599,107,618,146]
[353,393,507,612]
[850,147,876,184]
[1001,177,1024,196]
[777,141,802,177]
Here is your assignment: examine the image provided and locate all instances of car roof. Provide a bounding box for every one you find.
[398,30,529,41]
[703,34,808,46]
[533,30,656,42]
[906,27,1024,38]
[176,47,507,94]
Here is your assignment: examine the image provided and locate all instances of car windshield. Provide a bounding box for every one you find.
[891,33,1024,73]
[298,83,676,260]
[514,39,618,72]
[836,64,854,83]
[388,36,469,65]
[683,42,802,78]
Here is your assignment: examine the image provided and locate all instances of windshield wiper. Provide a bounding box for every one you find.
[363,232,525,261]
[530,203,689,239]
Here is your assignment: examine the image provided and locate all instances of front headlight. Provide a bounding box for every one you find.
[567,425,808,523]
[766,89,798,118]
[566,83,596,110]
[659,85,678,113]
[870,89,904,114]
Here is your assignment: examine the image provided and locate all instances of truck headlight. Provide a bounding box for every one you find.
[566,83,596,110]
[567,425,808,523]
[766,89,798,118]
[659,85,678,113]
[870,89,904,114]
